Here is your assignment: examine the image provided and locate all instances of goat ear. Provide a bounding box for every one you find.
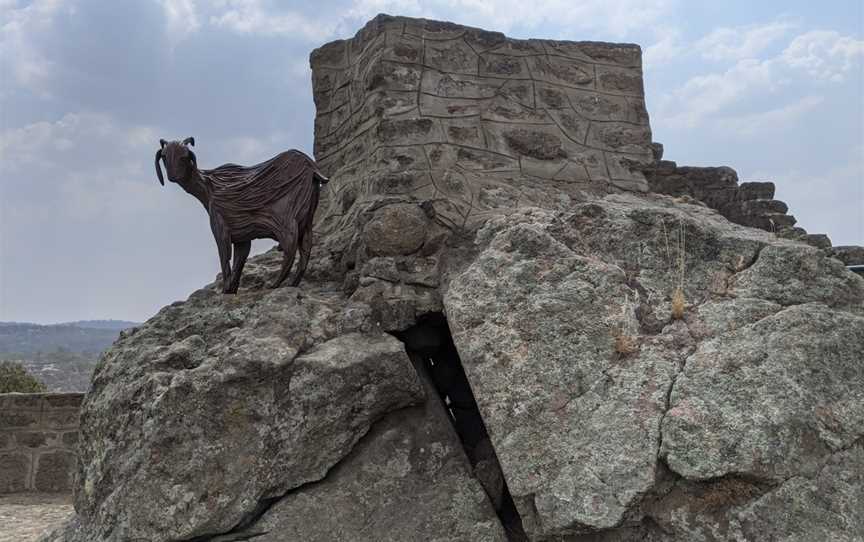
[188,149,197,167]
[183,137,195,147]
[160,139,167,149]
[155,149,165,186]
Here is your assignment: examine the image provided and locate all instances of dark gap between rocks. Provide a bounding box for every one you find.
[392,312,528,541]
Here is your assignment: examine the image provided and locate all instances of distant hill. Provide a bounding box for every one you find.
[0,320,139,392]
[66,320,141,331]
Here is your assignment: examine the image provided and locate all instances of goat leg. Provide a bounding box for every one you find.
[289,228,313,287]
[226,240,251,294]
[210,212,233,293]
[270,222,299,289]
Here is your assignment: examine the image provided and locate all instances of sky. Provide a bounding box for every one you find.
[0,0,862,324]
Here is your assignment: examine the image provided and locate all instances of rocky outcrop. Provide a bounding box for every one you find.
[44,278,504,541]
[45,15,864,542]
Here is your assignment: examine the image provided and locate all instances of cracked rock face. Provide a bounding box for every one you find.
[231,388,507,541]
[45,285,429,542]
[444,194,864,540]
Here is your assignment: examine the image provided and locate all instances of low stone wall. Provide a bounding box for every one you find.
[642,143,834,249]
[0,393,82,493]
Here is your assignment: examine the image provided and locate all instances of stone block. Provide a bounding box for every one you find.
[368,145,428,173]
[502,128,566,160]
[33,450,75,492]
[545,40,642,67]
[566,88,631,121]
[586,122,652,153]
[421,70,497,99]
[0,393,43,409]
[362,61,422,93]
[15,431,47,448]
[0,409,41,429]
[43,408,80,430]
[480,97,552,124]
[363,204,429,256]
[43,393,84,409]
[479,53,531,78]
[62,431,79,447]
[546,108,590,145]
[737,181,775,201]
[381,34,424,65]
[424,39,478,74]
[0,452,30,493]
[419,93,481,117]
[425,143,519,172]
[526,55,594,88]
[740,199,789,215]
[805,234,832,250]
[830,246,864,266]
[596,65,643,94]
[651,142,664,161]
[376,117,443,145]
[442,119,486,147]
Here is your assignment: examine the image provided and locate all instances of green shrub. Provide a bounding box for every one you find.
[0,360,48,393]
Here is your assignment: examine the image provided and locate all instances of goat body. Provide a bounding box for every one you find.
[156,139,328,293]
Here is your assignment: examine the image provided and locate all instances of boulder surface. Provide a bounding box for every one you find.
[45,14,864,542]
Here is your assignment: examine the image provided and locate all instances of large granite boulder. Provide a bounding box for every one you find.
[444,194,864,540]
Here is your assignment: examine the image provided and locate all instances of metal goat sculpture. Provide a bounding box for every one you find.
[155,137,329,294]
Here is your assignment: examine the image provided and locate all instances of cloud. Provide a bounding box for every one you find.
[751,146,863,246]
[345,0,677,38]
[208,0,337,41]
[659,57,780,129]
[1,112,114,171]
[215,132,294,164]
[781,30,864,82]
[655,26,861,131]
[156,0,201,44]
[0,112,174,221]
[202,0,677,42]
[717,95,824,137]
[644,28,684,69]
[0,0,66,96]
[695,19,797,61]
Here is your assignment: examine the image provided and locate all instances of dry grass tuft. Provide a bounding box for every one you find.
[615,291,640,355]
[671,287,686,320]
[615,333,639,355]
[670,220,687,320]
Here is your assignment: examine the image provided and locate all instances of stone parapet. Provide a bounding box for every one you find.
[0,393,82,493]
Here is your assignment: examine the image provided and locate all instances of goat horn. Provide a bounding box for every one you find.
[183,137,195,147]
[188,149,197,167]
[155,149,164,186]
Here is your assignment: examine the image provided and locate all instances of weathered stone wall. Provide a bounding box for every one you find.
[0,393,81,493]
[311,14,654,239]
[642,144,834,249]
